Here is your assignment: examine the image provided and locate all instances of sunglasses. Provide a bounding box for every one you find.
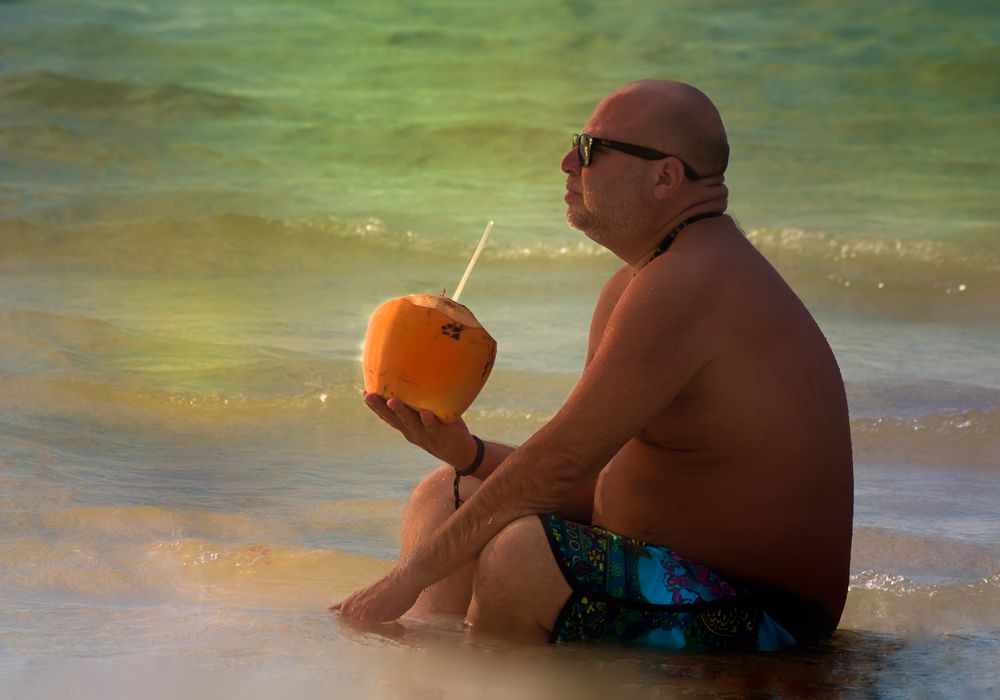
[573,132,703,180]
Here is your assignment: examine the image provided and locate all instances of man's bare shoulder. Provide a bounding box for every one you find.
[625,232,738,332]
[645,220,746,277]
[638,222,792,323]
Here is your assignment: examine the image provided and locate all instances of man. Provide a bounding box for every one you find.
[333,80,854,651]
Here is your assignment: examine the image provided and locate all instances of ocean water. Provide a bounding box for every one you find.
[1,0,998,697]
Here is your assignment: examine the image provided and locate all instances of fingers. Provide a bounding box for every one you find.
[362,393,429,446]
[328,592,375,622]
[363,392,404,431]
[362,392,416,426]
[416,409,460,439]
[329,593,349,614]
[386,397,423,434]
[363,392,454,434]
[418,409,470,435]
[419,408,440,429]
[362,393,472,466]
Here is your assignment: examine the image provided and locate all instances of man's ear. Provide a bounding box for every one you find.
[651,158,685,200]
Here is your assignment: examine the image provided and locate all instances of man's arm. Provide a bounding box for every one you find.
[585,264,634,365]
[362,264,632,487]
[336,256,723,621]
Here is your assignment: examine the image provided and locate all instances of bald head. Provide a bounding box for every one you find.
[601,80,729,178]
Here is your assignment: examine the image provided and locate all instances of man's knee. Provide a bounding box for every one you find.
[469,516,570,636]
[409,464,454,500]
[401,465,483,557]
[475,516,543,585]
[407,463,483,510]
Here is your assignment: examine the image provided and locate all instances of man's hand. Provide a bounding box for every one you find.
[330,566,422,623]
[363,392,477,467]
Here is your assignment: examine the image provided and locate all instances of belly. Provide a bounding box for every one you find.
[590,438,852,619]
[592,439,696,545]
[593,439,800,570]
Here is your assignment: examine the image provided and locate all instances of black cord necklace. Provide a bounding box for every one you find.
[648,212,723,262]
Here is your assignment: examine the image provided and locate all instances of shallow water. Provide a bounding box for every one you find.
[2,0,999,697]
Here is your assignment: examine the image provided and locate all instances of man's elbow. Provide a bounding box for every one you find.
[515,441,598,515]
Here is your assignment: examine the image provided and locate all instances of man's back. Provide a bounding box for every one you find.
[590,218,853,622]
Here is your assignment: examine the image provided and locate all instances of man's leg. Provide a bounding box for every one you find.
[400,463,486,615]
[467,516,573,643]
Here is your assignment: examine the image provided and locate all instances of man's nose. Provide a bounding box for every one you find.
[561,147,580,175]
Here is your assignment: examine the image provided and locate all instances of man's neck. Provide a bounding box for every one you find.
[630,201,728,270]
[625,176,729,269]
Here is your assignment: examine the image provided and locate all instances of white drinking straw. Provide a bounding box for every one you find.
[451,220,494,303]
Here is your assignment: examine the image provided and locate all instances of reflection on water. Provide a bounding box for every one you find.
[17,621,990,700]
[341,622,999,699]
[5,544,998,698]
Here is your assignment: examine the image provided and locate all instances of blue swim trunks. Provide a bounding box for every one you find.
[540,515,832,651]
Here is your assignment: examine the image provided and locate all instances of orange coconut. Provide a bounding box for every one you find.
[363,294,496,423]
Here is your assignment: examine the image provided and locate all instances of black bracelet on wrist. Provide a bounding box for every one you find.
[456,435,485,477]
[453,435,485,509]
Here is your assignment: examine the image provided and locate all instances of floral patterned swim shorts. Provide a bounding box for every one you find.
[540,515,827,652]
